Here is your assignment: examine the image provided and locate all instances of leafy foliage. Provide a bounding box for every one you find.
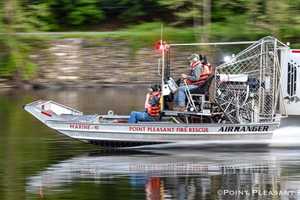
[0,0,36,79]
[1,0,300,78]
[157,0,203,25]
[25,2,57,31]
[49,0,105,27]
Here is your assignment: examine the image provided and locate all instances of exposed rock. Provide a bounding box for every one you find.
[26,38,191,88]
[0,78,14,90]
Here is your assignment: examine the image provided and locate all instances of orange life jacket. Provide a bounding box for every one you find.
[191,60,201,68]
[188,64,212,86]
[146,91,161,117]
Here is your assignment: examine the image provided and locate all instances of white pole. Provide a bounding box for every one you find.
[169,41,256,47]
[160,24,165,111]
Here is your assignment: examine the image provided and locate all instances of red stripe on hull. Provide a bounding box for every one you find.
[291,50,300,53]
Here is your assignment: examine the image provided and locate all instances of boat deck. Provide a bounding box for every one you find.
[60,114,99,122]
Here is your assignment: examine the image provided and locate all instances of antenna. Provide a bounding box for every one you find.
[160,23,163,43]
[160,23,165,111]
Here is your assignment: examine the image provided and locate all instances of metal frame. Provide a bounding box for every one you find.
[214,36,288,123]
[160,36,288,124]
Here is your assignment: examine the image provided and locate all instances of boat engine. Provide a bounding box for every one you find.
[214,36,288,123]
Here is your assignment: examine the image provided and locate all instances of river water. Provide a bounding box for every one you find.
[1,87,300,200]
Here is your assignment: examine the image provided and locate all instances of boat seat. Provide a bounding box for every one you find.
[185,75,215,112]
[189,75,214,96]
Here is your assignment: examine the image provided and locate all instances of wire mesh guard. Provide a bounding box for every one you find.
[214,36,287,123]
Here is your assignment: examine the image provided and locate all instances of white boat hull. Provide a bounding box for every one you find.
[56,123,275,143]
[24,100,279,147]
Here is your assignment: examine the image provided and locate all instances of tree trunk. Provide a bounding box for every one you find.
[201,0,211,43]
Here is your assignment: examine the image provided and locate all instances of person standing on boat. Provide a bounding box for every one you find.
[174,53,203,111]
[128,84,161,123]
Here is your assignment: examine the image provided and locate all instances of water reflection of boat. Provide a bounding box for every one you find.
[26,149,300,199]
[24,37,291,148]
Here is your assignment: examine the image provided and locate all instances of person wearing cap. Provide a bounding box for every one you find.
[128,84,161,123]
[174,53,203,111]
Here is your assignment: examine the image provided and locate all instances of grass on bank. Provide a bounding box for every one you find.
[15,21,300,46]
[16,22,199,48]
[0,22,199,79]
[1,22,300,79]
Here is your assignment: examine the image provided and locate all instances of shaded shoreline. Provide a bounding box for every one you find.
[0,79,151,92]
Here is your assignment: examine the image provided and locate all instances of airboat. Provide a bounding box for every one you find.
[24,36,290,147]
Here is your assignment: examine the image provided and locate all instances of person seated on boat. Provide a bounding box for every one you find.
[202,55,212,77]
[189,55,213,94]
[128,84,161,123]
[174,53,204,111]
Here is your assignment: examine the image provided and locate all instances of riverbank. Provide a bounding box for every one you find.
[0,81,150,92]
[0,24,199,89]
[1,23,299,90]
[0,79,14,91]
[0,38,165,90]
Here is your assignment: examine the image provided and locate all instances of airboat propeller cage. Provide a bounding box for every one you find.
[214,36,288,123]
[161,36,288,123]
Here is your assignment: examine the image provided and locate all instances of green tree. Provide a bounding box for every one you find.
[157,0,203,26]
[25,2,57,31]
[100,0,164,24]
[49,0,105,27]
[212,0,249,22]
[0,0,36,79]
